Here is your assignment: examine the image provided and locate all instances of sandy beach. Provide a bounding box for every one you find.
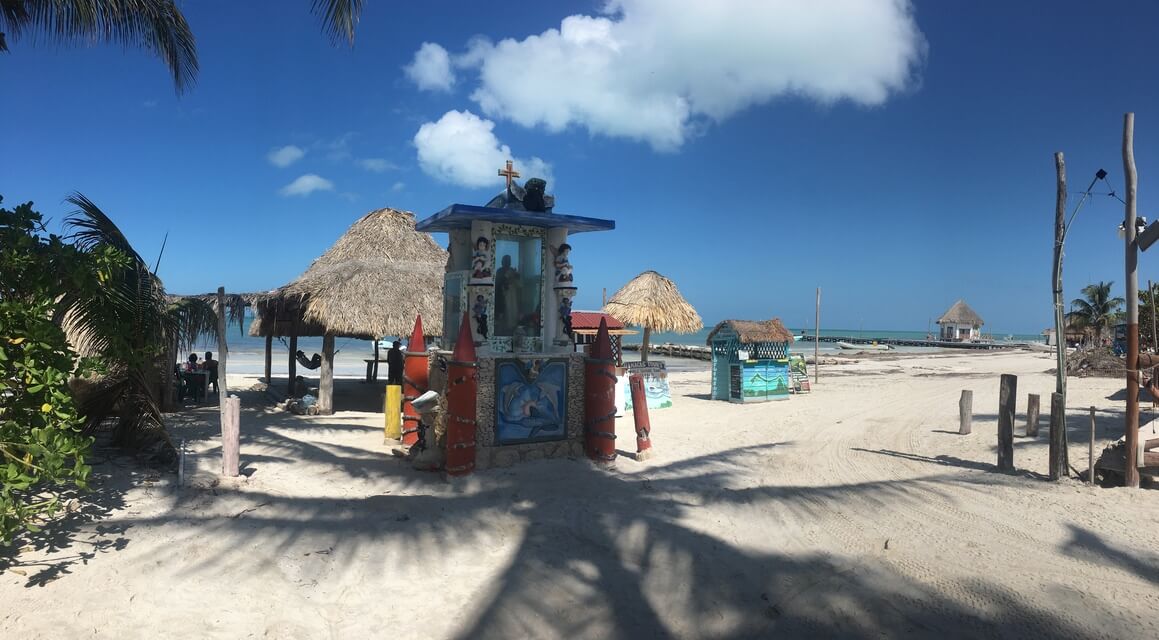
[3,348,1158,638]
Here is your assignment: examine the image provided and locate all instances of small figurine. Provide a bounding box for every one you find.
[559,297,573,336]
[471,236,492,281]
[551,242,573,284]
[472,294,489,339]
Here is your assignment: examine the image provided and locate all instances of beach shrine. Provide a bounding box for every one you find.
[707,319,796,402]
[412,162,619,473]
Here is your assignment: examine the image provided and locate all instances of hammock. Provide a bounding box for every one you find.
[296,351,322,370]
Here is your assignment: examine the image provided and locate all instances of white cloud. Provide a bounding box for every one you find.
[279,174,334,197]
[404,42,456,92]
[268,145,306,168]
[392,181,406,192]
[414,110,553,188]
[422,0,924,150]
[359,158,397,172]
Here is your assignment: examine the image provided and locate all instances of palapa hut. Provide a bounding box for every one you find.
[937,300,984,342]
[707,318,795,402]
[252,207,447,413]
[602,270,703,363]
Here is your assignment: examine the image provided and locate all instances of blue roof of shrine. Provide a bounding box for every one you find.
[416,203,616,234]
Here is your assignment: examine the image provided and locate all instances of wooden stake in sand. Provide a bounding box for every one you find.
[1089,406,1096,486]
[997,374,1016,471]
[1049,392,1066,481]
[1027,394,1040,437]
[959,390,972,435]
[222,395,240,477]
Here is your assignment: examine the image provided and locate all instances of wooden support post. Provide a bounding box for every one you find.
[264,333,273,383]
[958,390,972,435]
[221,394,240,477]
[1123,112,1141,488]
[1089,406,1096,486]
[318,333,334,415]
[1026,394,1040,437]
[997,374,1016,471]
[641,326,651,363]
[162,336,178,412]
[373,339,380,381]
[287,318,299,397]
[629,373,653,460]
[1049,392,1067,480]
[215,287,229,401]
[384,385,402,441]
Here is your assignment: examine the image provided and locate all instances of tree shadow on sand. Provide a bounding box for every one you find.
[7,384,1136,637]
[107,432,1120,639]
[0,436,151,587]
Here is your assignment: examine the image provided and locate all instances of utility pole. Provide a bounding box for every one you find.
[1123,112,1140,488]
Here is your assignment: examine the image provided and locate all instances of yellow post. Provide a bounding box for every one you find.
[384,384,402,442]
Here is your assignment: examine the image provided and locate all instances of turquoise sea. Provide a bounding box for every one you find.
[190,315,1045,357]
[622,327,1047,347]
[187,312,1047,375]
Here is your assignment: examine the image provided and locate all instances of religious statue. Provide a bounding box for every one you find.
[495,254,521,334]
[559,296,573,336]
[470,236,493,283]
[472,294,489,340]
[550,242,573,285]
[523,178,548,212]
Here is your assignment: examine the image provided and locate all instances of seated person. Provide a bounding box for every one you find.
[203,351,219,394]
[185,353,200,371]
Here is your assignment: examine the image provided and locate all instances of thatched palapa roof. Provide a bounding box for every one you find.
[602,270,703,333]
[706,318,795,345]
[252,208,447,339]
[937,300,984,327]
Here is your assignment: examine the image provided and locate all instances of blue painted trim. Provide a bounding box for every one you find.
[416,203,616,234]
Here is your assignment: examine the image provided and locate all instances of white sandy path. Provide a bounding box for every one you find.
[2,350,1159,638]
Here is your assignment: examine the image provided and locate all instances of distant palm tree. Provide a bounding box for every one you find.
[0,0,363,93]
[1066,281,1124,346]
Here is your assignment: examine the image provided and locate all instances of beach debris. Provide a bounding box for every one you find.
[884,538,890,550]
[1065,348,1123,378]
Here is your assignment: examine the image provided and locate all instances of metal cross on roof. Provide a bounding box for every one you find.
[498,159,520,192]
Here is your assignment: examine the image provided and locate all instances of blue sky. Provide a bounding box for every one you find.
[5,0,1159,334]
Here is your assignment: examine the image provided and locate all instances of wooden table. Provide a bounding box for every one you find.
[180,370,209,403]
[364,359,391,382]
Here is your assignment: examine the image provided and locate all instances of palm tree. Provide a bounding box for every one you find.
[1066,281,1124,346]
[0,0,363,93]
[61,193,221,449]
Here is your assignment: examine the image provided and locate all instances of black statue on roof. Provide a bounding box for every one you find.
[486,177,554,213]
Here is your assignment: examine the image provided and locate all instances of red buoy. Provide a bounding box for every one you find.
[402,315,428,447]
[629,373,652,460]
[445,313,478,476]
[584,318,617,463]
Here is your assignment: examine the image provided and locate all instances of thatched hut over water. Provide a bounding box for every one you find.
[602,270,702,362]
[253,207,447,412]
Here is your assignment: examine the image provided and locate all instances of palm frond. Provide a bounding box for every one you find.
[0,0,198,93]
[311,0,362,45]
